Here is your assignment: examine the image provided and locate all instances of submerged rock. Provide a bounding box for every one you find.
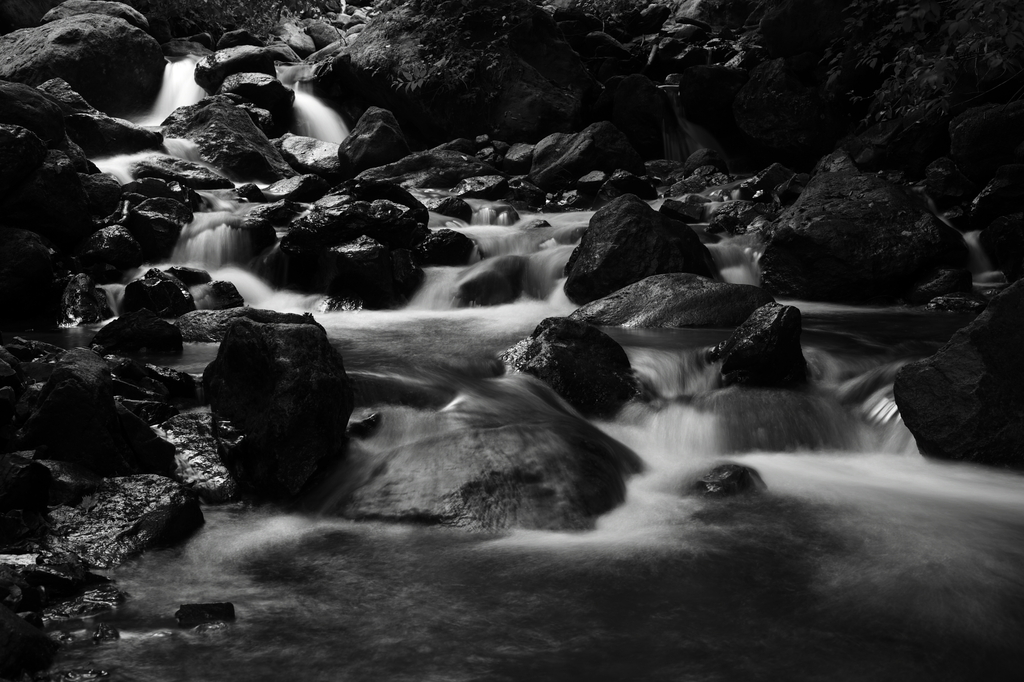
[893,280,1024,468]
[693,463,767,497]
[175,602,235,627]
[709,303,807,387]
[91,309,183,353]
[163,413,238,503]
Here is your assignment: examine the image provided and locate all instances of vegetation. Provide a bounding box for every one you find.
[126,0,335,37]
[825,0,1024,125]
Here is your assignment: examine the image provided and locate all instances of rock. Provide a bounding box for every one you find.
[203,319,353,498]
[130,155,234,189]
[925,157,978,208]
[0,81,66,150]
[216,29,264,51]
[122,269,196,318]
[675,65,748,134]
[175,602,235,627]
[127,197,194,261]
[425,196,473,222]
[355,148,500,189]
[734,163,795,202]
[597,169,657,203]
[162,97,297,183]
[608,74,670,160]
[759,0,845,57]
[0,149,92,251]
[0,228,55,322]
[0,604,58,679]
[59,273,112,326]
[0,13,164,116]
[37,459,102,506]
[64,112,163,157]
[45,474,203,568]
[529,121,645,192]
[454,255,528,307]
[175,308,320,343]
[162,413,238,503]
[414,229,476,266]
[42,1,149,32]
[907,268,973,306]
[707,201,775,235]
[317,236,405,309]
[273,21,315,57]
[668,165,731,195]
[709,303,807,387]
[894,281,1024,467]
[503,142,534,174]
[948,100,1024,183]
[694,462,767,497]
[971,164,1024,228]
[91,309,184,353]
[79,172,122,217]
[262,174,330,203]
[570,273,775,328]
[925,292,987,312]
[760,157,968,302]
[42,582,125,621]
[733,58,844,164]
[218,72,295,120]
[563,194,715,304]
[116,400,175,474]
[306,21,341,51]
[337,106,409,177]
[453,175,510,201]
[193,280,245,311]
[682,148,729,177]
[336,377,642,530]
[843,108,951,178]
[76,225,143,270]
[980,215,1023,282]
[275,134,344,181]
[0,453,50,513]
[193,46,276,94]
[18,348,139,475]
[500,317,639,417]
[0,124,47,200]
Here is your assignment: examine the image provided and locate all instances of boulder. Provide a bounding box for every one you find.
[355,148,500,189]
[216,29,264,51]
[318,236,410,309]
[0,149,92,251]
[37,459,102,506]
[59,273,112,326]
[130,155,234,189]
[0,81,66,149]
[42,1,149,31]
[335,377,642,530]
[91,309,184,353]
[570,273,775,328]
[608,74,670,160]
[45,474,203,568]
[175,308,320,343]
[980,215,1023,283]
[0,124,47,200]
[275,134,344,181]
[425,196,473,222]
[193,46,276,94]
[218,72,295,120]
[79,172,122,217]
[682,147,729,177]
[0,13,164,116]
[760,156,968,302]
[529,121,645,192]
[925,157,978,209]
[202,319,354,498]
[907,268,973,306]
[162,412,238,503]
[0,228,55,322]
[115,400,175,475]
[500,317,639,417]
[162,97,297,183]
[194,280,245,311]
[948,100,1024,183]
[273,22,315,57]
[0,452,50,513]
[454,255,528,307]
[337,106,409,177]
[563,194,715,304]
[76,224,143,270]
[0,605,58,679]
[122,268,196,318]
[262,174,330,203]
[414,228,476,266]
[693,462,767,497]
[126,197,193,262]
[893,280,1024,468]
[971,164,1024,228]
[708,303,807,387]
[64,112,163,157]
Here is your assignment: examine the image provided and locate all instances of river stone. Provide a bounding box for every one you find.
[709,303,807,387]
[175,602,236,627]
[907,268,973,306]
[130,155,234,189]
[79,172,122,218]
[217,29,264,51]
[262,174,330,203]
[162,412,238,503]
[415,228,476,266]
[37,459,102,506]
[529,121,644,192]
[42,1,149,31]
[760,154,968,302]
[122,268,196,318]
[0,149,92,251]
[74,226,138,271]
[425,196,473,222]
[0,604,58,679]
[59,273,112,326]
[275,134,344,181]
[64,111,163,157]
[193,45,277,94]
[337,377,642,530]
[0,228,55,322]
[454,255,528,307]
[203,319,353,498]
[501,317,639,417]
[126,196,194,261]
[218,72,294,119]
[91,309,184,353]
[337,106,410,178]
[893,280,1024,468]
[175,308,321,343]
[563,194,716,305]
[570,274,775,328]
[0,13,164,116]
[355,149,501,189]
[45,474,203,568]
[693,462,767,497]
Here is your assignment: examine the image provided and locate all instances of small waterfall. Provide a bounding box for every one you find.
[963,230,1001,283]
[406,267,462,310]
[136,57,206,126]
[523,244,576,299]
[659,84,726,163]
[98,283,126,317]
[707,233,763,285]
[279,64,349,144]
[471,204,519,226]
[163,137,205,163]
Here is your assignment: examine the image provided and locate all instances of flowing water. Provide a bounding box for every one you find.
[11,65,1024,682]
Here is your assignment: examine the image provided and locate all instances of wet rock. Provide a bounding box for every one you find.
[0,149,92,251]
[91,309,184,353]
[217,29,264,51]
[0,453,50,514]
[218,72,294,120]
[59,274,112,326]
[275,134,344,181]
[117,399,178,426]
[193,281,245,311]
[64,112,162,157]
[501,317,639,417]
[0,603,58,678]
[37,459,103,507]
[529,121,644,192]
[42,582,126,620]
[163,413,238,503]
[503,142,534,174]
[356,148,500,189]
[91,622,120,642]
[659,197,707,224]
[175,308,320,343]
[122,269,196,318]
[115,401,175,475]
[193,46,276,94]
[162,97,296,183]
[570,273,775,328]
[319,236,406,310]
[948,100,1024,183]
[203,319,353,498]
[0,13,164,116]
[682,148,729,177]
[130,155,234,189]
[924,157,978,209]
[707,201,775,235]
[980,215,1023,283]
[709,303,807,387]
[337,106,409,178]
[907,268,973,306]
[694,463,767,497]
[760,155,968,302]
[0,81,66,150]
[336,378,642,530]
[0,228,55,322]
[45,474,202,568]
[454,175,509,201]
[414,229,476,266]
[734,163,795,203]
[79,172,122,218]
[454,255,528,307]
[175,602,235,627]
[425,196,473,222]
[164,266,210,286]
[894,281,1024,467]
[971,164,1024,229]
[597,169,657,204]
[42,1,149,32]
[126,197,193,262]
[925,292,987,313]
[0,124,47,199]
[563,194,715,304]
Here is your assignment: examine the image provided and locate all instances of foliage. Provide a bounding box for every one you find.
[825,0,1024,125]
[127,0,335,37]
[563,0,648,22]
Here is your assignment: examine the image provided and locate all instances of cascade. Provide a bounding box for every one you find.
[278,64,350,144]
[136,57,206,127]
[659,84,726,162]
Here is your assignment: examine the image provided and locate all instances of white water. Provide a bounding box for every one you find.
[707,233,763,285]
[136,57,206,127]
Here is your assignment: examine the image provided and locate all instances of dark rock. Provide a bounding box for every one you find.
[122,268,196,318]
[577,170,607,195]
[37,460,102,506]
[0,81,66,149]
[64,112,163,157]
[503,142,534,174]
[42,582,125,621]
[564,194,715,304]
[91,309,184,353]
[694,462,767,497]
[262,174,330,203]
[759,0,845,57]
[45,474,203,568]
[0,453,50,513]
[926,292,987,313]
[570,273,775,328]
[175,602,235,627]
[659,197,707,224]
[454,255,528,307]
[925,157,978,209]
[115,401,175,475]
[529,121,645,192]
[42,1,149,32]
[894,281,1024,467]
[0,149,92,251]
[707,201,775,235]
[320,236,402,310]
[79,172,122,217]
[175,308,320,343]
[760,156,968,302]
[668,165,731,195]
[0,124,47,199]
[709,303,807,387]
[162,413,238,503]
[948,100,1024,183]
[980,215,1023,282]
[414,229,476,266]
[217,29,264,51]
[218,72,294,120]
[971,164,1024,229]
[500,317,639,417]
[337,106,409,178]
[676,65,748,133]
[59,273,112,326]
[734,163,795,202]
[165,266,211,286]
[76,225,143,270]
[91,622,120,642]
[843,108,951,177]
[275,134,344,181]
[608,74,670,160]
[0,228,55,321]
[598,169,657,202]
[682,148,729,177]
[306,21,341,51]
[203,319,353,498]
[355,149,500,189]
[0,13,164,116]
[908,268,973,306]
[127,197,193,261]
[0,604,58,678]
[453,175,509,201]
[117,398,178,426]
[194,280,245,311]
[425,196,473,222]
[130,155,234,189]
[193,46,276,94]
